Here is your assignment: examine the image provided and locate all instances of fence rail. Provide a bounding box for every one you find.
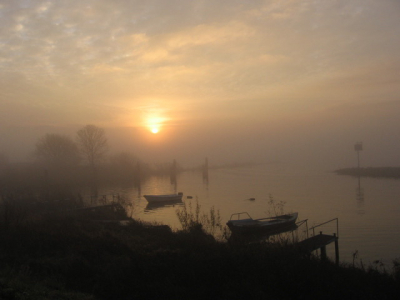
[309,218,339,238]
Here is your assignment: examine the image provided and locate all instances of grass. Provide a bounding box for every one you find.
[1,195,400,299]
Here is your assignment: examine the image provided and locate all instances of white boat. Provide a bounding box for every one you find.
[227,212,298,235]
[143,193,183,203]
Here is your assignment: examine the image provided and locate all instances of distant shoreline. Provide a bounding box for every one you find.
[334,167,400,178]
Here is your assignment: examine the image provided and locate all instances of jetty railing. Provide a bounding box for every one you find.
[299,218,339,264]
[309,218,339,238]
[295,219,309,239]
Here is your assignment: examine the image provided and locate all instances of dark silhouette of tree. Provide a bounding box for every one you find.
[34,134,80,166]
[76,125,108,172]
[34,134,80,196]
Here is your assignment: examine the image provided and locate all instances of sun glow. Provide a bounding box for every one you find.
[146,116,166,134]
[141,104,169,135]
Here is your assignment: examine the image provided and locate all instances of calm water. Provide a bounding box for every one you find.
[95,164,400,267]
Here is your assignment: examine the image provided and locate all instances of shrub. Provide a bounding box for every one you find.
[176,198,224,239]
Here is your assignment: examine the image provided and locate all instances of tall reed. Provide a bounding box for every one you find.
[175,198,225,239]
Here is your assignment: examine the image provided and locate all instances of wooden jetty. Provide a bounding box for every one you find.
[244,217,340,264]
[228,218,339,265]
[297,218,339,264]
[298,232,339,264]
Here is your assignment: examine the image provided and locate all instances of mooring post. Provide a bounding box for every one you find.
[319,231,327,261]
[202,157,209,183]
[136,161,141,184]
[334,233,339,265]
[320,246,327,261]
[170,159,177,185]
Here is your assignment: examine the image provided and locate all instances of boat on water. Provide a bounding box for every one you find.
[227,212,298,235]
[143,193,183,203]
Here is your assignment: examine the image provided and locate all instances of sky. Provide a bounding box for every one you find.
[1,0,400,168]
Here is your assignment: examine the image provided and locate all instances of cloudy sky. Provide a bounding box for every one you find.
[1,0,400,167]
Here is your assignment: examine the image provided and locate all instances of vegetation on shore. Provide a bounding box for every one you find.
[335,167,400,179]
[1,194,400,300]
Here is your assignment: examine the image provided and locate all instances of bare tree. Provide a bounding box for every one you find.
[76,125,108,171]
[34,134,80,166]
[34,134,80,195]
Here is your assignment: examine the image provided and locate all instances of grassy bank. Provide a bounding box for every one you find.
[335,167,400,178]
[1,204,400,300]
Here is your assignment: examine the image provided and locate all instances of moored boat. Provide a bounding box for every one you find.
[227,212,298,235]
[143,193,183,203]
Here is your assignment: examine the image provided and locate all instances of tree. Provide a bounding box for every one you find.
[34,134,80,193]
[34,134,80,166]
[76,125,108,171]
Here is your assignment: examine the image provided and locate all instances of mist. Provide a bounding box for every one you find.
[2,98,400,170]
[1,0,400,169]
[2,3,400,298]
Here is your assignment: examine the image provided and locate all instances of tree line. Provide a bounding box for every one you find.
[35,124,108,174]
[0,125,178,199]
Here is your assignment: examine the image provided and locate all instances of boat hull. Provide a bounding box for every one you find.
[143,194,183,203]
[227,212,298,235]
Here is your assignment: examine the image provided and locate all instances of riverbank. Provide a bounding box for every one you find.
[335,167,400,178]
[1,209,399,299]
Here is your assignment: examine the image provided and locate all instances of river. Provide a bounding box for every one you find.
[90,163,400,268]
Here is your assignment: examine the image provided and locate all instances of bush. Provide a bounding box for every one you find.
[175,198,225,239]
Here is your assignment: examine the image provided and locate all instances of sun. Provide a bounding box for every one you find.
[144,112,166,134]
[151,127,159,134]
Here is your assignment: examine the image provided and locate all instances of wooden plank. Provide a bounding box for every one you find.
[297,234,337,253]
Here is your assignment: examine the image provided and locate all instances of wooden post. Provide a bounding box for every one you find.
[334,233,339,265]
[305,220,309,239]
[170,159,177,184]
[320,246,327,261]
[170,159,177,192]
[135,162,141,184]
[202,157,209,183]
[319,231,327,261]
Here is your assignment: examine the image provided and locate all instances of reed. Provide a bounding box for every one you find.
[266,193,286,216]
[1,207,399,299]
[175,198,225,239]
[1,191,400,299]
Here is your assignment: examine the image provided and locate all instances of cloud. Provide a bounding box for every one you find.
[1,0,400,165]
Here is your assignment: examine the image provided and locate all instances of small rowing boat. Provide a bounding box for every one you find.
[143,193,183,203]
[227,212,298,234]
